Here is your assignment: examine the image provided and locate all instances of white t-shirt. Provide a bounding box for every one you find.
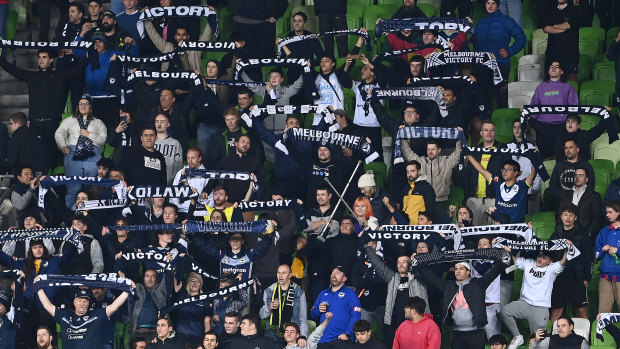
[352,81,381,127]
[516,257,564,307]
[313,73,344,125]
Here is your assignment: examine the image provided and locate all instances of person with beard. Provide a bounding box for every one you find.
[400,160,436,225]
[549,204,592,323]
[531,315,588,349]
[89,287,117,349]
[94,11,137,53]
[549,140,595,203]
[556,168,602,238]
[393,297,441,349]
[37,288,131,349]
[127,269,170,341]
[189,187,244,222]
[35,326,56,349]
[198,331,219,349]
[392,0,427,43]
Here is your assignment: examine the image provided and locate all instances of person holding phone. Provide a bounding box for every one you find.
[531,315,589,349]
[107,107,139,166]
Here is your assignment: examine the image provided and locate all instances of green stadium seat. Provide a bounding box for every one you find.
[578,54,593,82]
[417,3,437,16]
[6,11,18,40]
[580,89,613,106]
[365,162,388,188]
[344,88,355,115]
[590,158,614,187]
[531,211,556,240]
[531,29,548,55]
[568,80,579,94]
[593,62,616,82]
[579,114,601,130]
[616,160,620,179]
[472,3,486,23]
[582,79,615,94]
[448,185,464,208]
[580,38,600,60]
[596,184,609,198]
[351,0,373,6]
[378,0,403,4]
[348,4,365,19]
[347,14,361,30]
[593,141,620,165]
[521,3,538,33]
[607,26,620,49]
[491,108,521,124]
[494,119,515,143]
[53,166,65,175]
[580,27,606,52]
[591,318,620,347]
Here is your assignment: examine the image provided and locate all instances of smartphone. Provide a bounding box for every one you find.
[541,331,551,338]
[120,116,127,124]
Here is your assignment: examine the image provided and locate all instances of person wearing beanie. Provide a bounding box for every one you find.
[358,170,397,226]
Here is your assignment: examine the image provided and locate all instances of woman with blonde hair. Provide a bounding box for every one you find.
[172,272,213,347]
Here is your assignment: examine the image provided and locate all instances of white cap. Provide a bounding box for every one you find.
[455,262,471,270]
[357,170,376,188]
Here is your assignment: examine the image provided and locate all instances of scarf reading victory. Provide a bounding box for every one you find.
[126,70,202,86]
[277,29,370,58]
[451,224,535,249]
[597,313,620,341]
[492,237,581,260]
[106,220,275,235]
[127,185,198,200]
[0,39,92,50]
[369,87,446,116]
[161,278,256,315]
[33,273,135,295]
[521,105,619,144]
[462,146,549,181]
[393,127,466,164]
[425,52,503,85]
[139,6,219,38]
[375,18,474,37]
[0,227,83,252]
[120,250,172,269]
[234,58,311,81]
[410,248,512,272]
[178,41,236,51]
[38,176,126,208]
[281,128,380,163]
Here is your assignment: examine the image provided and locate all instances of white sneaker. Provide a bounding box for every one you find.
[508,335,524,349]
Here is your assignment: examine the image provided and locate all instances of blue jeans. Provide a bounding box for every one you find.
[499,0,522,27]
[197,121,220,163]
[0,4,8,39]
[64,145,101,208]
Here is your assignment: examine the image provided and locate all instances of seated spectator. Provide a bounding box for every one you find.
[393,297,440,349]
[556,168,602,238]
[488,334,508,349]
[283,314,331,349]
[530,315,589,349]
[347,320,387,348]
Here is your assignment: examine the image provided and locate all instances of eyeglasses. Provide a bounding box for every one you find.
[500,168,516,172]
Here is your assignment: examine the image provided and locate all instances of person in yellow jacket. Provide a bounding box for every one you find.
[399,160,436,225]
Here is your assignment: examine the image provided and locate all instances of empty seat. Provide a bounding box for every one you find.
[518,54,545,66]
[590,158,614,187]
[508,81,540,108]
[593,62,616,82]
[518,63,544,81]
[531,29,548,55]
[578,54,593,81]
[580,26,605,52]
[579,114,601,130]
[580,38,600,60]
[593,141,620,165]
[531,211,556,240]
[491,108,521,124]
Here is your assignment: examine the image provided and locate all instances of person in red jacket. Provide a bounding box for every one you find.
[393,297,440,349]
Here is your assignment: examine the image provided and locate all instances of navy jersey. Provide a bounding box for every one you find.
[55,308,108,349]
[493,177,530,223]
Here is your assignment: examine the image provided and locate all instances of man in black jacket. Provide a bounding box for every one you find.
[279,11,325,84]
[549,140,595,204]
[6,112,50,175]
[418,259,508,349]
[554,114,609,161]
[229,0,287,58]
[555,167,602,238]
[224,314,277,349]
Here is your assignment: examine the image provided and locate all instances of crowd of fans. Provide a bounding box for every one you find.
[1,0,620,348]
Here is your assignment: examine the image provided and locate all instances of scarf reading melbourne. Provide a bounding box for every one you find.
[0,39,92,50]
[161,278,256,315]
[281,128,380,163]
[369,87,446,116]
[139,6,219,38]
[410,248,511,272]
[179,169,260,192]
[0,227,83,252]
[492,237,581,260]
[269,283,296,337]
[597,313,620,341]
[178,41,236,51]
[277,29,370,58]
[452,224,534,249]
[393,127,466,164]
[127,185,198,200]
[375,18,474,37]
[234,58,311,81]
[33,273,135,295]
[521,105,619,143]
[126,70,202,86]
[425,51,503,84]
[463,145,549,180]
[73,116,96,160]
[39,176,125,208]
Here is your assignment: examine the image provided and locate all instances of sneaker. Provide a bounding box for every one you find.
[508,335,524,349]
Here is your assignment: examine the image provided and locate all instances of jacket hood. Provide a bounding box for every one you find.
[415,174,428,182]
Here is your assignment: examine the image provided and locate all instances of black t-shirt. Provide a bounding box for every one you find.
[543,4,579,61]
[55,308,108,349]
[391,276,409,326]
[122,145,167,186]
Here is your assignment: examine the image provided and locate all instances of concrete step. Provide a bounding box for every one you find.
[0,94,29,106]
[0,106,29,118]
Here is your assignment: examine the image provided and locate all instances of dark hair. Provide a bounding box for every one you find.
[320,54,336,64]
[36,325,54,337]
[25,244,50,278]
[205,59,221,77]
[283,322,300,334]
[341,217,355,225]
[230,31,246,42]
[426,139,441,149]
[352,320,372,333]
[237,87,253,98]
[141,126,156,136]
[269,68,284,78]
[116,216,130,225]
[292,11,307,22]
[163,203,178,215]
[557,315,575,327]
[564,138,578,147]
[9,112,27,126]
[503,159,521,174]
[157,316,173,327]
[96,157,114,169]
[14,164,32,177]
[575,166,589,179]
[72,214,89,227]
[203,330,218,342]
[418,211,433,222]
[405,160,421,171]
[409,55,425,64]
[241,314,260,328]
[316,184,332,195]
[69,2,85,14]
[210,209,228,222]
[132,337,147,348]
[404,296,426,314]
[488,334,508,345]
[22,211,41,223]
[422,29,439,36]
[223,107,241,119]
[161,88,176,99]
[559,203,578,216]
[225,311,241,322]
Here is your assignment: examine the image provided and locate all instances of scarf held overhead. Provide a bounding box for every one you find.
[0,227,83,253]
[106,220,275,235]
[38,176,126,208]
[178,41,236,51]
[234,58,311,81]
[451,223,535,249]
[139,6,219,38]
[521,105,619,144]
[33,273,134,295]
[127,70,202,86]
[410,248,511,272]
[374,43,447,62]
[369,87,446,116]
[425,51,503,85]
[180,169,259,192]
[492,237,581,260]
[277,29,370,58]
[281,128,379,163]
[127,185,198,200]
[463,146,549,181]
[393,127,466,164]
[375,18,474,37]
[161,278,256,315]
[0,39,92,50]
[241,104,328,128]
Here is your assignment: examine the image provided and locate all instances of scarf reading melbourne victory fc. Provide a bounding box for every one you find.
[492,237,581,260]
[425,52,503,84]
[410,248,512,272]
[280,128,380,163]
[393,127,467,164]
[38,176,126,208]
[161,278,256,315]
[33,273,135,295]
[375,18,474,37]
[521,105,620,144]
[277,29,370,58]
[597,313,620,341]
[451,224,535,249]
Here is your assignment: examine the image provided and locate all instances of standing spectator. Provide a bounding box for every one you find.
[472,0,525,109]
[171,273,213,348]
[6,111,50,177]
[128,269,169,341]
[87,11,137,52]
[499,0,522,27]
[508,121,542,215]
[0,290,18,349]
[278,11,325,84]
[145,89,191,157]
[116,0,142,43]
[54,95,107,208]
[217,311,242,345]
[122,127,167,186]
[229,0,287,58]
[36,0,69,41]
[357,171,397,226]
[527,62,579,159]
[594,201,620,314]
[549,140,595,204]
[401,137,462,222]
[59,215,104,275]
[153,113,183,184]
[578,0,611,30]
[314,0,348,58]
[311,55,351,125]
[90,287,118,349]
[393,297,441,349]
[310,266,362,345]
[469,237,502,339]
[501,247,568,349]
[400,160,436,225]
[35,325,55,349]
[556,168,602,238]
[531,315,589,349]
[543,0,579,81]
[107,107,140,166]
[394,0,427,27]
[549,204,592,323]
[170,148,210,218]
[0,0,6,39]
[84,0,103,30]
[199,331,219,349]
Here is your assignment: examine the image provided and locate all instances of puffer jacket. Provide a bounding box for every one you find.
[400,174,436,224]
[401,139,461,202]
[472,10,526,67]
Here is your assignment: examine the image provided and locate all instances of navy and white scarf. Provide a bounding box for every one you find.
[183,255,219,280]
[521,105,619,143]
[451,223,535,249]
[177,41,236,51]
[379,224,458,235]
[0,39,92,50]
[597,313,620,341]
[234,58,312,81]
[277,29,370,58]
[127,185,197,200]
[281,127,380,163]
[0,228,83,252]
[462,146,549,181]
[120,250,172,269]
[375,18,475,37]
[161,278,256,315]
[492,237,581,260]
[126,70,202,86]
[39,176,126,208]
[425,51,503,84]
[374,42,447,63]
[241,104,332,129]
[410,248,511,272]
[33,273,135,295]
[203,79,266,88]
[369,87,446,115]
[73,116,96,161]
[106,220,275,235]
[393,126,467,164]
[179,169,259,192]
[76,198,147,212]
[139,6,219,38]
[116,51,178,64]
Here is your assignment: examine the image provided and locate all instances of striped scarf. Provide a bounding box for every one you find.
[0,228,83,253]
[281,128,380,163]
[462,146,549,181]
[33,273,135,295]
[597,313,620,341]
[410,248,511,272]
[492,237,581,260]
[375,18,474,37]
[73,116,96,160]
[451,223,534,249]
[277,29,370,58]
[425,51,503,84]
[393,126,466,164]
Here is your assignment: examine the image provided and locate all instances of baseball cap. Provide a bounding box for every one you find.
[455,262,471,270]
[102,10,116,20]
[75,290,91,300]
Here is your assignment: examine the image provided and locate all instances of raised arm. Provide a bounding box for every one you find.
[106,290,131,317]
[36,288,56,317]
[364,245,395,283]
[466,155,493,182]
[525,164,537,187]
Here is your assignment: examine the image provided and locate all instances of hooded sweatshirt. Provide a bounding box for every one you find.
[393,314,441,349]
